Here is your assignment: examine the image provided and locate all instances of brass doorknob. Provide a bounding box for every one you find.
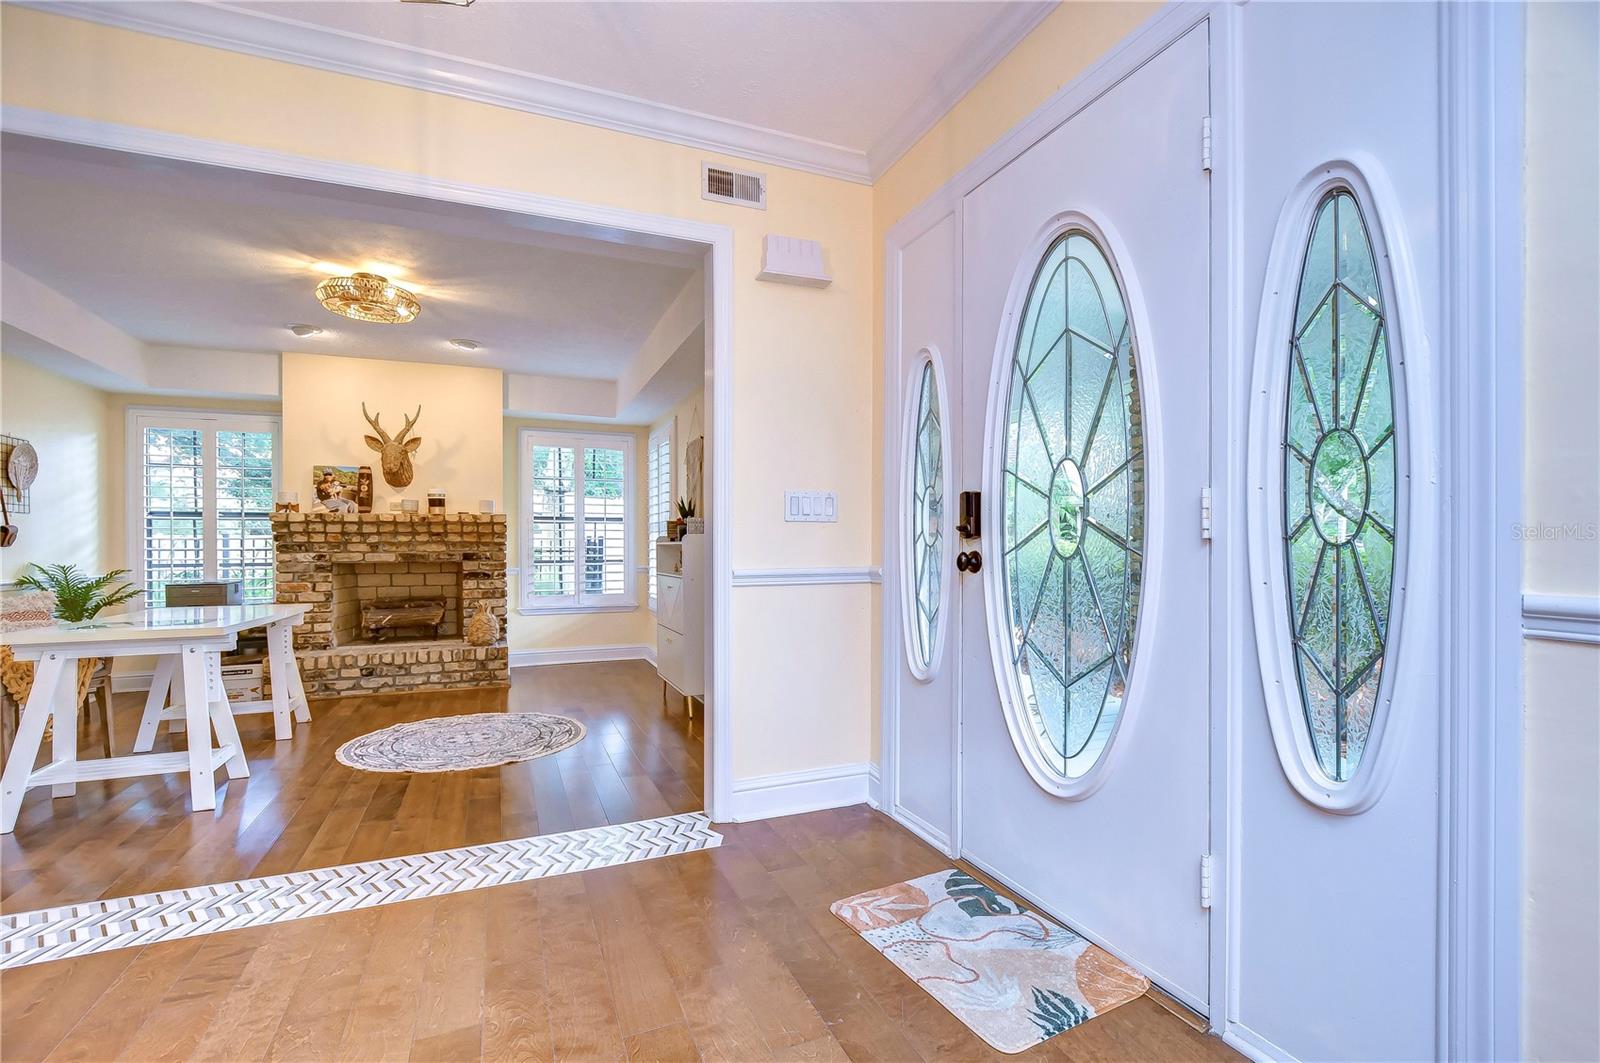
[956,550,983,573]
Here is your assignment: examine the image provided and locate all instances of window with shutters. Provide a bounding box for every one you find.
[646,426,673,610]
[128,409,279,605]
[519,428,637,613]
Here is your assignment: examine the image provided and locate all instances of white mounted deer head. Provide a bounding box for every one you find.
[362,403,423,488]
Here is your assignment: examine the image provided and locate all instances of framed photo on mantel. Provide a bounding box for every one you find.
[312,465,373,513]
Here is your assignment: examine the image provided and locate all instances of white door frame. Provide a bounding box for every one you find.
[2,104,738,823]
[879,3,1524,1053]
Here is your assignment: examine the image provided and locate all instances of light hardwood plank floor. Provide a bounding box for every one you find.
[1,661,1237,1061]
[1,660,702,909]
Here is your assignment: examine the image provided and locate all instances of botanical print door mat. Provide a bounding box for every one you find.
[1,812,719,969]
[335,711,585,772]
[831,869,1149,1053]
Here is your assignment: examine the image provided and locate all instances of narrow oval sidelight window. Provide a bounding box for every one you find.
[997,230,1144,784]
[903,353,950,678]
[1284,190,1397,783]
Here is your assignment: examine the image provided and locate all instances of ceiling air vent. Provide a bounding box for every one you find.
[702,163,766,210]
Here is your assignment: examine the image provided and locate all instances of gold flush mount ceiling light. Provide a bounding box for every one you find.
[316,272,421,324]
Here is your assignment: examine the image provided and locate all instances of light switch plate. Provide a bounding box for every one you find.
[784,490,838,523]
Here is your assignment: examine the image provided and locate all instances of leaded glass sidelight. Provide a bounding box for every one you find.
[1284,190,1397,783]
[1000,231,1144,781]
[906,359,946,675]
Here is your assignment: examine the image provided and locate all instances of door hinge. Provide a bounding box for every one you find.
[1200,486,1213,541]
[1201,115,1213,173]
[1199,852,1214,909]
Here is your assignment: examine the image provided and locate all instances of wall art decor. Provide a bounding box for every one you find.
[0,434,35,515]
[361,403,423,487]
[685,435,704,516]
[311,465,361,513]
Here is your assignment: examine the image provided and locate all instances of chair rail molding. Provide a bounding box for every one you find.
[1522,593,1600,645]
[731,566,881,587]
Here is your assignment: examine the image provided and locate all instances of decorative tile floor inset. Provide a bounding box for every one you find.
[1,811,721,969]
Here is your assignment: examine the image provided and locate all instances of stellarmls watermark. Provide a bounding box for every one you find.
[1511,521,1599,541]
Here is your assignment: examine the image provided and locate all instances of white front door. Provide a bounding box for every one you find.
[889,212,962,848]
[955,24,1213,1009]
[1231,4,1448,1058]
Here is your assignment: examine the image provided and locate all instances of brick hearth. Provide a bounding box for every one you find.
[272,511,509,698]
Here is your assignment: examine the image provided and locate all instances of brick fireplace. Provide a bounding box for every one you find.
[272,511,510,698]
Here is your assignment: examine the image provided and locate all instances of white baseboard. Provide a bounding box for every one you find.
[867,762,883,809]
[509,644,657,668]
[111,672,156,694]
[1222,1023,1299,1063]
[728,762,877,822]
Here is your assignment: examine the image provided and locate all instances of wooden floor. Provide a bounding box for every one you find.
[2,660,702,909]
[1,662,1236,1062]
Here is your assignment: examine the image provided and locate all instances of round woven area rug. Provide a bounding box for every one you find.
[335,712,586,773]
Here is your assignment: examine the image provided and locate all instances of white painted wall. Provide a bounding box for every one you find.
[1521,5,1600,1060]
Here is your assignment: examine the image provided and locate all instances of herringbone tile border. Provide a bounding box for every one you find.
[0,811,721,969]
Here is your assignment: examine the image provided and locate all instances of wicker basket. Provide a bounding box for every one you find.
[0,645,100,709]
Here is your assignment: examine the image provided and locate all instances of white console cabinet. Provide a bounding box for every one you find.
[655,534,705,716]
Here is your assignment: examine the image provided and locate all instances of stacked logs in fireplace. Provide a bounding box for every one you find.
[360,596,447,642]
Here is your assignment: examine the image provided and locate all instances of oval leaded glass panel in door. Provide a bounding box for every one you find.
[906,358,946,675]
[1284,190,1397,783]
[1000,231,1144,781]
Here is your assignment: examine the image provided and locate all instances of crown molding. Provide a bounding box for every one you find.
[866,2,1057,179]
[20,1,871,183]
[21,0,1057,185]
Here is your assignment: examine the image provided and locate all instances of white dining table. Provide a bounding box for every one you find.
[1,603,310,834]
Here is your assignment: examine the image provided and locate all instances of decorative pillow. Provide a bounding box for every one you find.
[0,589,57,632]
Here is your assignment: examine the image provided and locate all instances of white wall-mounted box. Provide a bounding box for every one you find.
[757,235,832,288]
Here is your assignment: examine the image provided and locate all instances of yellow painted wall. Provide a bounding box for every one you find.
[1521,4,1599,1059]
[0,355,109,582]
[0,5,877,781]
[281,351,502,513]
[502,417,655,655]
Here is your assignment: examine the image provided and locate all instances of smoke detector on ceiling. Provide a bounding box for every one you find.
[702,163,766,210]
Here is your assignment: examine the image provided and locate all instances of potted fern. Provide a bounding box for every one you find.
[2,565,144,715]
[15,564,143,624]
